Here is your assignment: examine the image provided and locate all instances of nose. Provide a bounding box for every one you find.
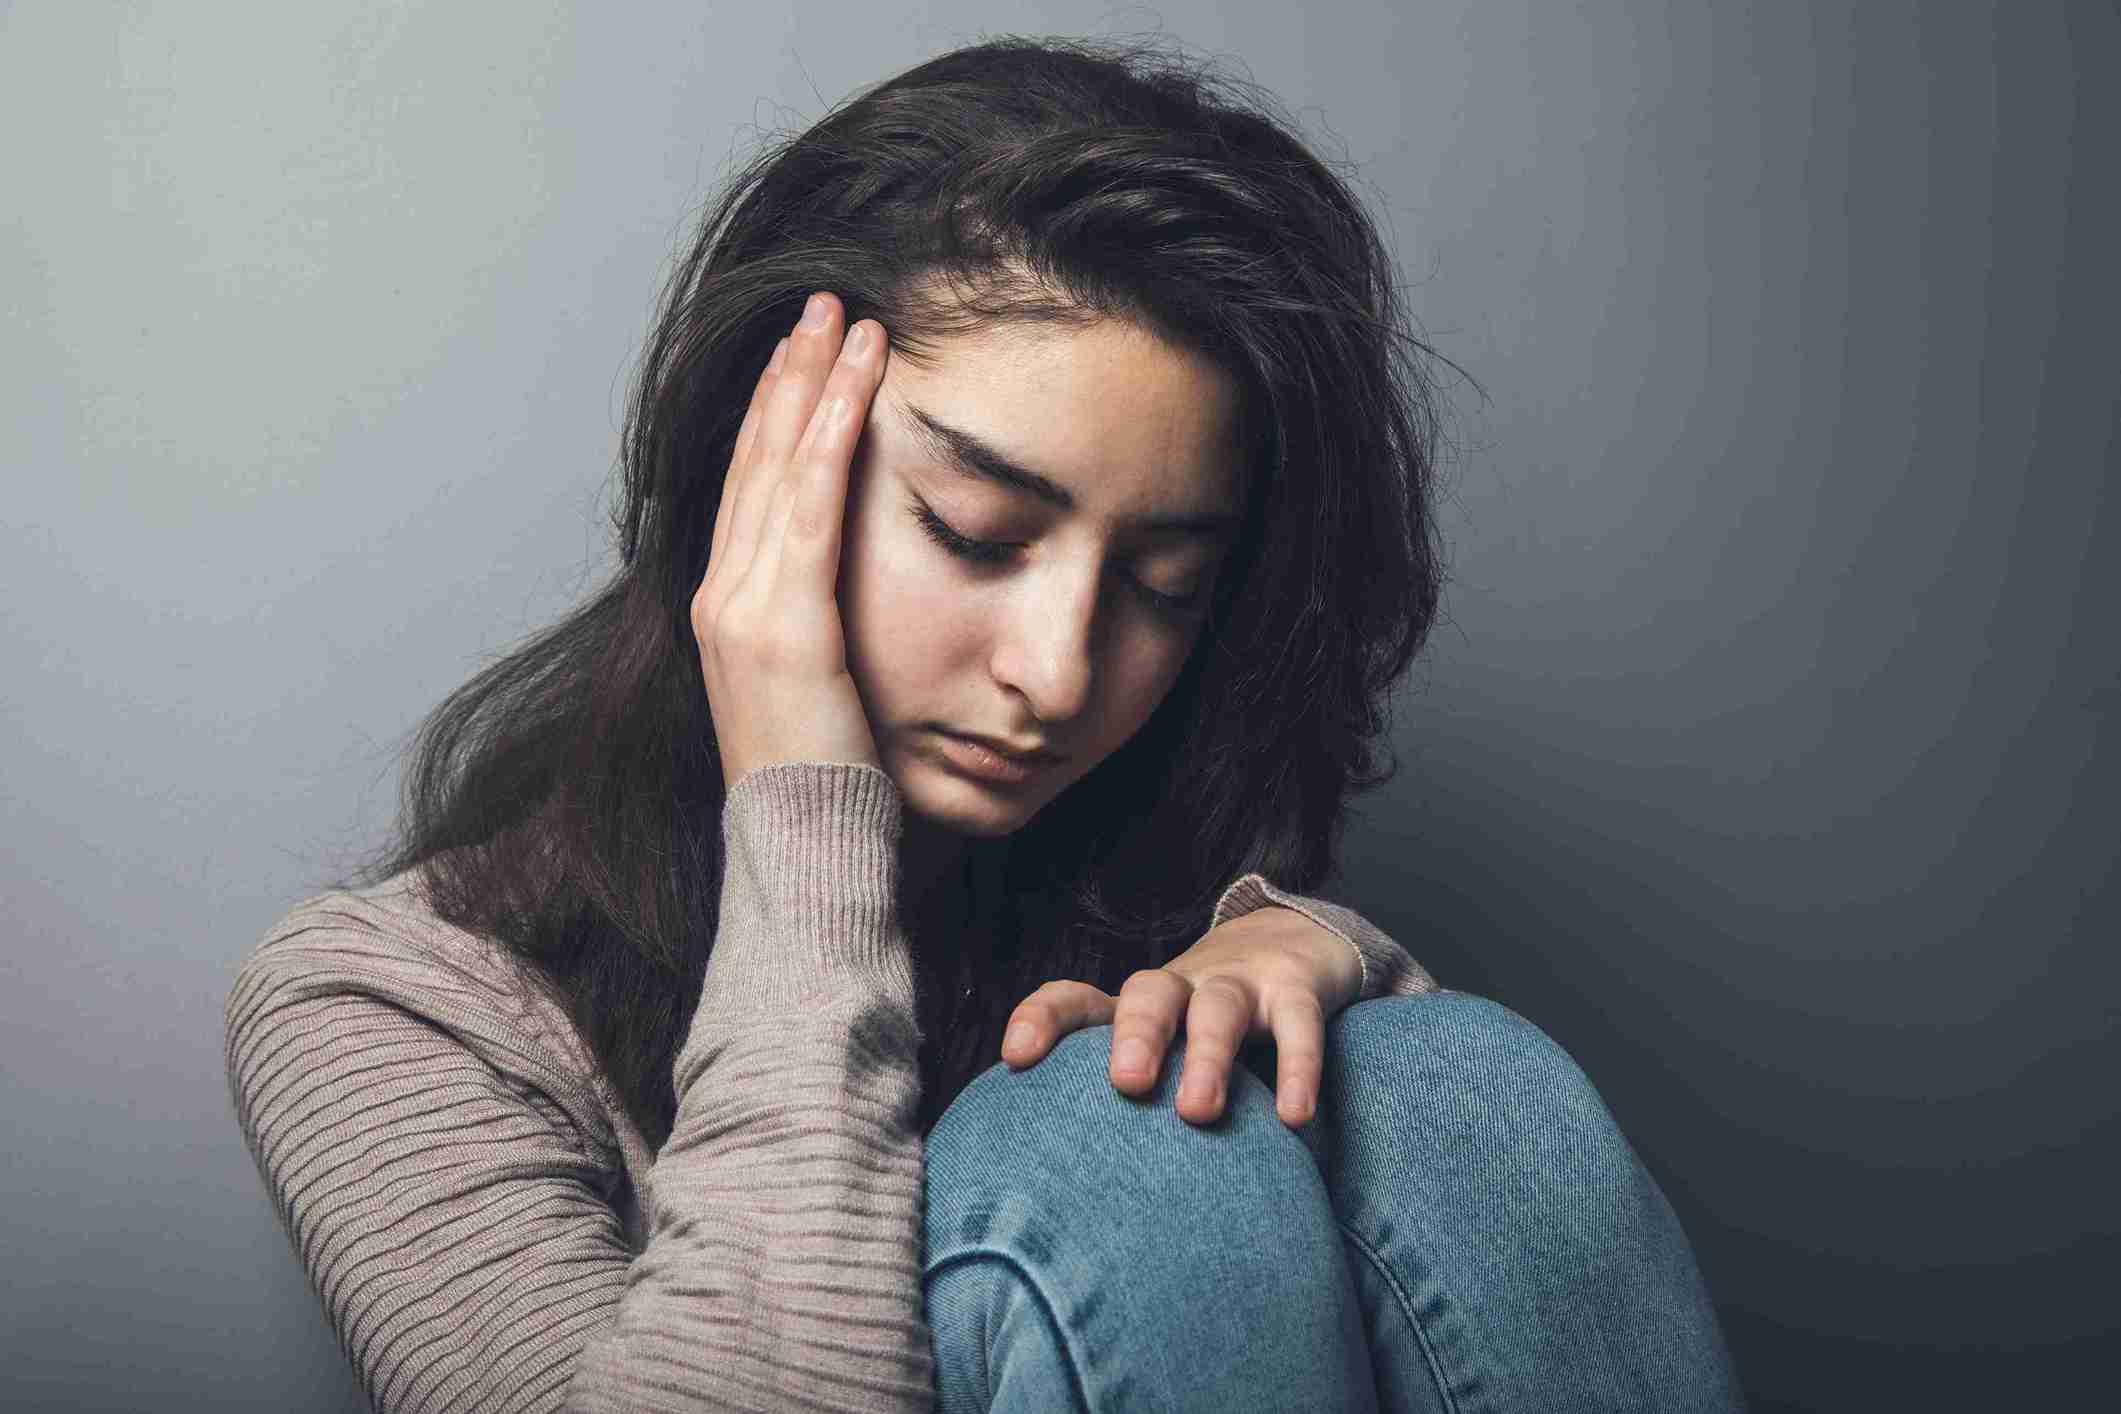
[989,571,1103,726]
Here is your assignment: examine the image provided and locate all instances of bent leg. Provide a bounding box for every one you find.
[1277,992,1745,1413]
[923,1023,1378,1414]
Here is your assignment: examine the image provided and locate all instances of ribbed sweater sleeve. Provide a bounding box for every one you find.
[224,760,937,1413]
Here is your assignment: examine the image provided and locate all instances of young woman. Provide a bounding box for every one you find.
[225,35,1742,1413]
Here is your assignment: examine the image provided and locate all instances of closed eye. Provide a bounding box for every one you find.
[905,497,1208,617]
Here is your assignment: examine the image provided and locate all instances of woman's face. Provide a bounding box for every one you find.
[836,313,1246,850]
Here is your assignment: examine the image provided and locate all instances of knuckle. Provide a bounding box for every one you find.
[822,385,861,433]
[718,610,770,661]
[1275,982,1325,1016]
[690,589,725,644]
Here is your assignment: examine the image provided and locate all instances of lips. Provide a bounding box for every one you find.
[941,729,1059,765]
[933,730,1059,785]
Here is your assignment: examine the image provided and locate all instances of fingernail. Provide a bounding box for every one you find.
[1005,1023,1034,1054]
[801,293,829,329]
[844,321,870,355]
[1114,1038,1152,1075]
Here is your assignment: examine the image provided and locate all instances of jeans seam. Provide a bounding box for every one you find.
[927,1247,1092,1414]
[1336,1217,1465,1414]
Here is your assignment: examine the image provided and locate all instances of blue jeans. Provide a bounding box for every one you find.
[922,991,1744,1412]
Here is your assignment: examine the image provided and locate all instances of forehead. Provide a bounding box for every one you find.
[876,316,1246,511]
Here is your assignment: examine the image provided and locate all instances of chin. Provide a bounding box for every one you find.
[896,756,1050,833]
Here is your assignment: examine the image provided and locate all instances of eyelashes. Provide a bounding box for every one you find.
[908,498,1010,564]
[904,497,1207,617]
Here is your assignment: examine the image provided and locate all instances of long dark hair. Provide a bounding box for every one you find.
[337,34,1459,1143]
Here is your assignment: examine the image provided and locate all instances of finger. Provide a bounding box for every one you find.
[738,336,791,468]
[1269,989,1329,1129]
[711,337,787,573]
[1173,977,1253,1124]
[720,294,840,588]
[785,318,885,545]
[755,316,884,595]
[751,291,842,479]
[1002,980,1114,1070]
[1107,969,1191,1094]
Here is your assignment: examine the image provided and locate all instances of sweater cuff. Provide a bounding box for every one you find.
[698,760,916,1018]
[1210,872,1440,1000]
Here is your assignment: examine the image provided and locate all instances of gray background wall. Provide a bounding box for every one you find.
[4,2,2113,1410]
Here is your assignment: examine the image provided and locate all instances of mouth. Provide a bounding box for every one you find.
[933,730,1059,784]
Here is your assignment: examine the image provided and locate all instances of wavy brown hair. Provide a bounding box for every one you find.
[338,33,1460,1142]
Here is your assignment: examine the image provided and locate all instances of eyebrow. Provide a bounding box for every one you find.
[898,401,1241,543]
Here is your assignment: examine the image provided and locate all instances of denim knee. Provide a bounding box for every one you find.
[923,1019,1337,1237]
[921,1023,1380,1413]
[928,1020,1245,1158]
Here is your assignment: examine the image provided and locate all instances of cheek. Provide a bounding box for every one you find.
[839,519,976,687]
[868,528,966,624]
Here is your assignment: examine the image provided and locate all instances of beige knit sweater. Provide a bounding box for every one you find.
[224,760,1438,1412]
